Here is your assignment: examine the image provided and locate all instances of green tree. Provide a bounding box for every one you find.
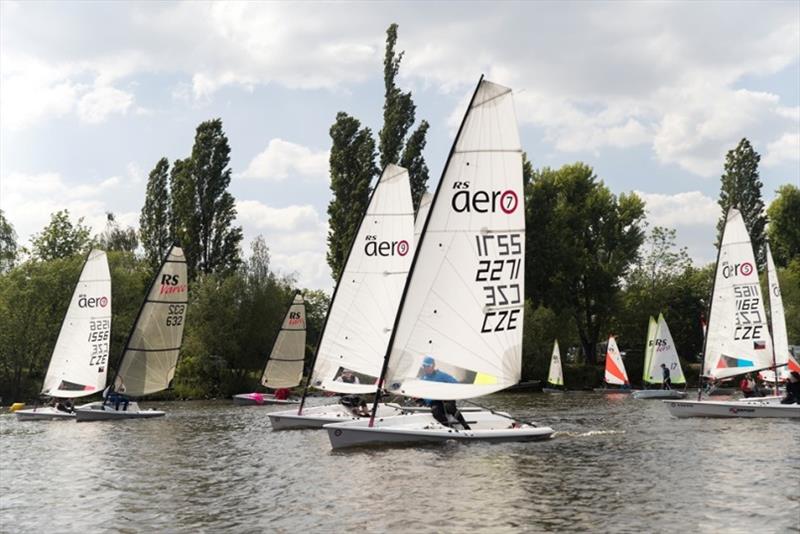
[96,212,138,253]
[716,138,767,265]
[628,226,691,291]
[379,23,429,211]
[300,288,330,366]
[767,184,800,267]
[30,210,91,261]
[526,163,646,363]
[190,119,243,276]
[400,120,430,211]
[140,157,172,267]
[170,158,198,277]
[326,112,377,280]
[522,152,534,188]
[0,209,17,273]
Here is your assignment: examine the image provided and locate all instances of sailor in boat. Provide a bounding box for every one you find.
[781,371,800,405]
[419,357,471,430]
[52,398,74,414]
[102,385,129,411]
[660,364,672,390]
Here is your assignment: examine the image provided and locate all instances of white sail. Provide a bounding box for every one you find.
[414,192,432,241]
[310,164,415,394]
[642,316,657,384]
[703,209,773,380]
[648,314,686,385]
[384,79,525,401]
[604,336,629,386]
[262,294,306,389]
[764,243,790,382]
[547,340,564,387]
[115,245,188,396]
[41,249,111,398]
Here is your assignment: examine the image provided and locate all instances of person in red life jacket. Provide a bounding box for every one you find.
[739,374,757,398]
[273,388,291,401]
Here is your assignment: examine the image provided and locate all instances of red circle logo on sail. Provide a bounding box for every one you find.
[397,240,409,256]
[99,296,108,307]
[740,262,753,276]
[500,190,518,214]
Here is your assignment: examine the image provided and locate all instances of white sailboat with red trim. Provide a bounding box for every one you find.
[665,209,799,418]
[325,78,554,448]
[593,336,635,393]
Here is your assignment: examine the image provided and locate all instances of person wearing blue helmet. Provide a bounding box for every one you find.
[418,356,470,430]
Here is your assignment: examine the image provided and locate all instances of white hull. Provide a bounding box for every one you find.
[75,401,165,422]
[15,406,76,421]
[632,389,687,400]
[664,399,800,418]
[268,402,409,430]
[232,393,298,406]
[325,411,554,449]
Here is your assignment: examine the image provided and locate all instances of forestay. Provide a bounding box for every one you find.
[647,314,686,385]
[115,246,188,396]
[604,336,629,386]
[642,316,657,384]
[262,294,306,388]
[384,80,525,400]
[703,209,773,380]
[547,340,564,387]
[41,249,111,398]
[310,164,415,394]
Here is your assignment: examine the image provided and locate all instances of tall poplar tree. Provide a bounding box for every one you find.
[326,112,377,280]
[191,119,242,276]
[140,157,172,267]
[170,158,199,278]
[716,138,767,265]
[379,23,429,210]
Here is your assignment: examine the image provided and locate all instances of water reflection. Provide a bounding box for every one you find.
[1,394,798,533]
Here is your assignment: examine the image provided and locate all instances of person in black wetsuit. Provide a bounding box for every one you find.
[661,364,672,390]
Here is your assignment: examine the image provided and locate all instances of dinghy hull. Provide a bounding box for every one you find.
[14,407,76,421]
[268,402,408,430]
[593,388,636,394]
[664,399,800,418]
[324,412,554,449]
[74,401,165,422]
[632,390,686,400]
[232,393,298,406]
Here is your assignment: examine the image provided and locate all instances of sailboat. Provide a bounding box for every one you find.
[542,340,565,393]
[758,242,800,388]
[324,78,555,448]
[75,245,188,421]
[268,164,420,429]
[665,209,799,418]
[16,250,112,421]
[593,336,634,393]
[633,314,687,399]
[233,293,306,405]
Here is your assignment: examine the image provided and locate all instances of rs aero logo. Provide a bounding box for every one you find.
[364,235,409,257]
[78,294,108,308]
[451,181,518,214]
[159,274,187,294]
[722,262,754,279]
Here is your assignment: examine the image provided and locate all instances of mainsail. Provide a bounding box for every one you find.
[414,192,432,241]
[604,336,629,386]
[41,249,111,398]
[763,243,793,382]
[384,79,525,400]
[262,294,306,389]
[647,314,686,385]
[547,340,564,387]
[309,164,415,394]
[642,316,657,384]
[114,245,188,396]
[703,209,773,380]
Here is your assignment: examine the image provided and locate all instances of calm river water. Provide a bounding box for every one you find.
[1,393,798,533]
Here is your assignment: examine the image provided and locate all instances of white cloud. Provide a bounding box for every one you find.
[763,133,800,167]
[240,139,329,181]
[77,85,134,123]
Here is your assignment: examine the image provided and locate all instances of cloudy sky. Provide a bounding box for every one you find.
[1,1,798,290]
